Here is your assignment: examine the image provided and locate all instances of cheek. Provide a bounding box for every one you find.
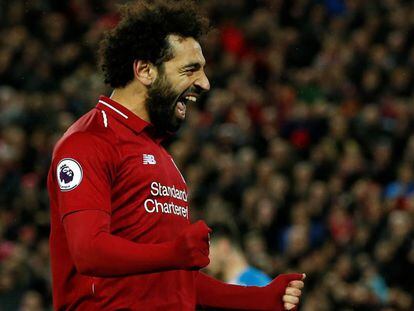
[210,244,222,263]
[210,245,217,258]
[170,75,192,92]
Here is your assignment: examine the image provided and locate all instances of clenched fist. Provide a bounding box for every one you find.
[266,273,306,310]
[174,220,211,270]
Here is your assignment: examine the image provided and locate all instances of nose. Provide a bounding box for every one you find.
[194,71,210,91]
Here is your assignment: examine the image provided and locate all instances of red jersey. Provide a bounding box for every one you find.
[48,96,195,310]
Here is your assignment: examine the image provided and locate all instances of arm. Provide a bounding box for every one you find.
[63,209,210,277]
[196,272,304,311]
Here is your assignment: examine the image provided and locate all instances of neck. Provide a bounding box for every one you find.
[110,83,150,122]
[223,250,249,283]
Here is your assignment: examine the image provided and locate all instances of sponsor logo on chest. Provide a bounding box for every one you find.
[143,182,189,219]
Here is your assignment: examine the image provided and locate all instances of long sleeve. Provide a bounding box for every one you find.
[63,209,180,277]
[196,272,302,311]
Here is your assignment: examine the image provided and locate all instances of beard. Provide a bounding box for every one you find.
[146,72,183,135]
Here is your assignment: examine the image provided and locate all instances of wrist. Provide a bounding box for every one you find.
[160,241,184,270]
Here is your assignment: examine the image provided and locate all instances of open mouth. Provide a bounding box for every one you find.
[175,93,199,119]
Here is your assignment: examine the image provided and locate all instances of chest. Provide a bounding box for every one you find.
[110,134,189,240]
[117,136,185,190]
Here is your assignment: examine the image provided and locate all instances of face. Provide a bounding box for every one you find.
[207,238,224,276]
[146,35,210,134]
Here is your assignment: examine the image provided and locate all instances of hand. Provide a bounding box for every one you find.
[174,220,211,270]
[266,273,306,311]
[282,274,305,310]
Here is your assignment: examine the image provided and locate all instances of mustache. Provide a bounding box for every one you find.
[176,85,204,101]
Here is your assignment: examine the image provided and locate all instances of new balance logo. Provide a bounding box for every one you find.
[143,154,156,165]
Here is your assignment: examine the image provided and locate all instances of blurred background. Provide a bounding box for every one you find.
[1,0,414,310]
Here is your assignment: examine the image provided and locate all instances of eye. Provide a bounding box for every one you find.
[185,68,196,76]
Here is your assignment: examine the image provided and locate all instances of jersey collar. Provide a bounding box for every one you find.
[96,96,169,143]
[96,95,151,134]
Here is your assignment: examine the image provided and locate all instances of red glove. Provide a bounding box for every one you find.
[196,272,305,310]
[173,220,211,270]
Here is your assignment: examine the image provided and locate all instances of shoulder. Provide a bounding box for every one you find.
[238,267,271,286]
[53,109,119,161]
[246,267,271,280]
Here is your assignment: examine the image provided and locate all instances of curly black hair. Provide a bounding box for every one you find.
[99,0,209,88]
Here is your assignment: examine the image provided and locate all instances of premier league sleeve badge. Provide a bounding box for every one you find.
[56,158,83,191]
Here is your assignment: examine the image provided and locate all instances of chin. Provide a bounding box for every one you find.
[169,117,184,132]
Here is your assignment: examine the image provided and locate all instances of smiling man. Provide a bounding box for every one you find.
[47,1,305,310]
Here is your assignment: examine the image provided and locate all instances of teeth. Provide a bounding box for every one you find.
[185,95,197,102]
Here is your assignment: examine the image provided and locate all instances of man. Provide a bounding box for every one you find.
[208,225,272,287]
[47,1,305,310]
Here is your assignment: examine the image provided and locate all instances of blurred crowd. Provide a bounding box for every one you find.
[1,0,414,310]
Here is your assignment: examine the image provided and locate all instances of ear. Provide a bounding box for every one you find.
[133,60,157,86]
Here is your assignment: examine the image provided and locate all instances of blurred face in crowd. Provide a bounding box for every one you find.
[146,35,210,133]
[397,164,413,183]
[208,237,231,276]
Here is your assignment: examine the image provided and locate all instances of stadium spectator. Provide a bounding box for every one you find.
[208,225,272,286]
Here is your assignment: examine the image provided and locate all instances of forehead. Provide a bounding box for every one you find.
[166,35,205,66]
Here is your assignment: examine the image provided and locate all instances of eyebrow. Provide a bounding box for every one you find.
[181,62,205,70]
